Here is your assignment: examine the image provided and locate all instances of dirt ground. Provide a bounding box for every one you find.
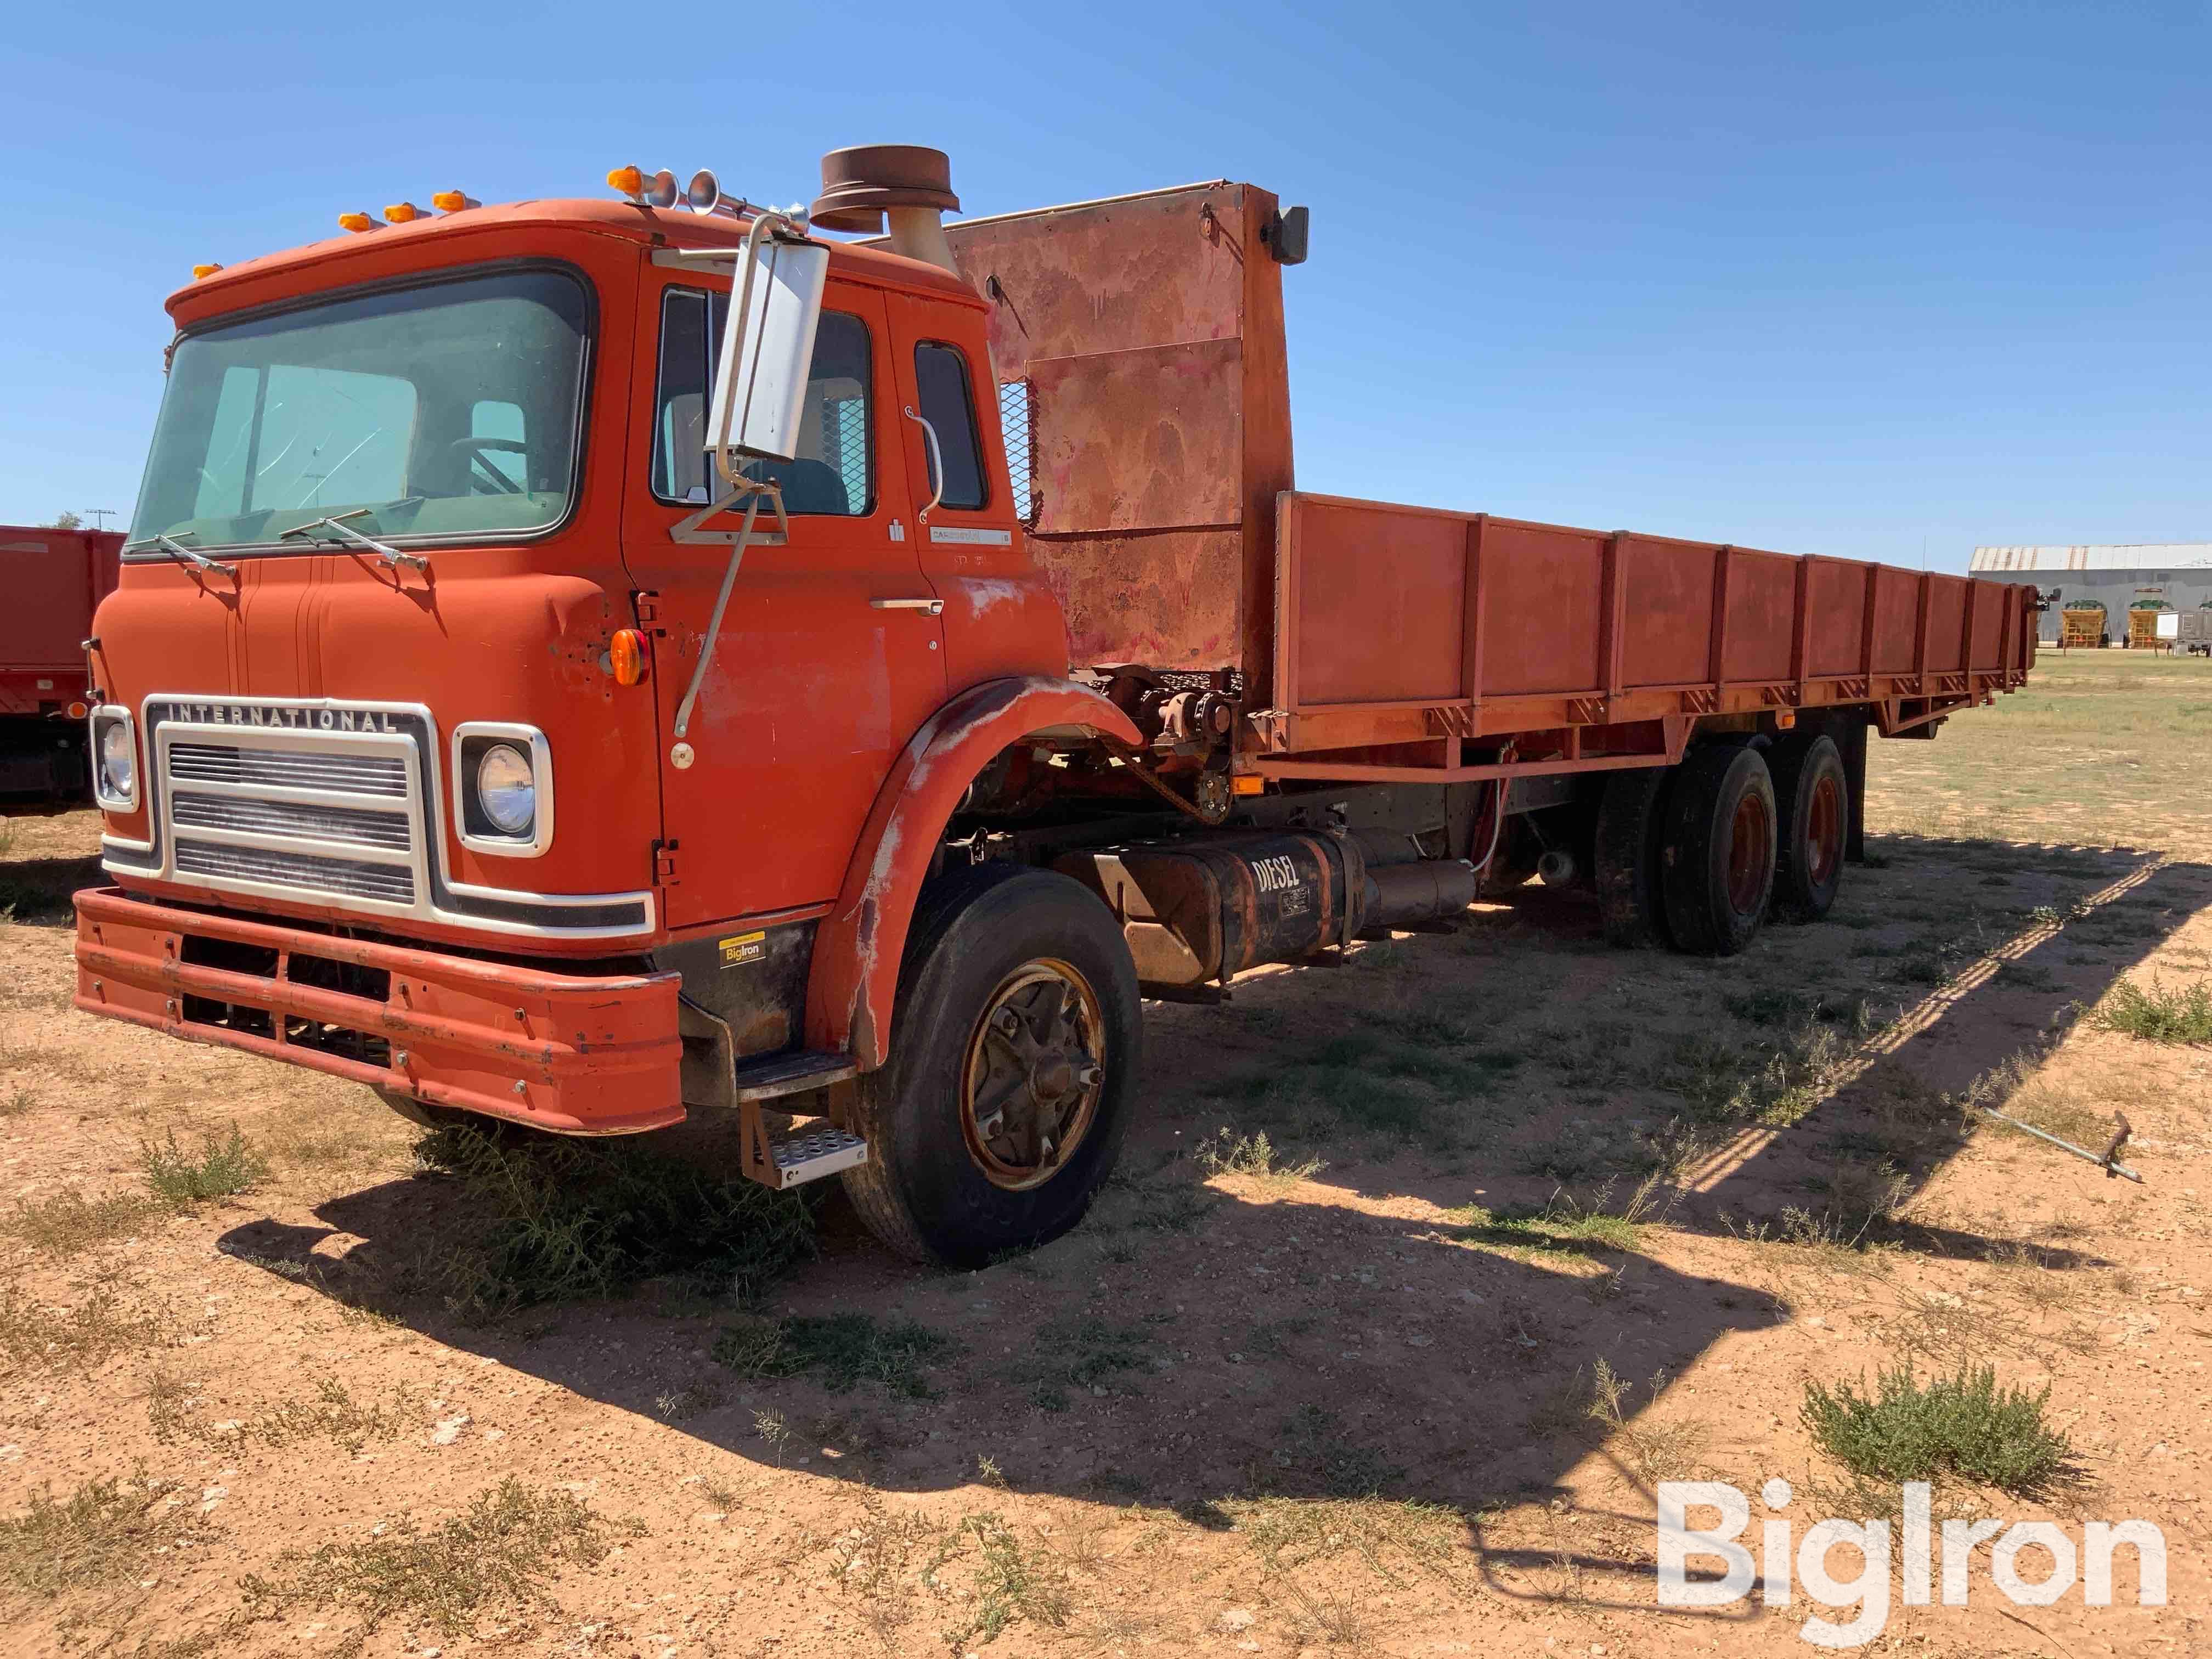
[2,651,2207,1658]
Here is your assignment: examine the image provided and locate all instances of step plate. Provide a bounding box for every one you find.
[732,1048,860,1103]
[764,1124,868,1189]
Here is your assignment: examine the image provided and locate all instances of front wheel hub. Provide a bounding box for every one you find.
[959,959,1105,1190]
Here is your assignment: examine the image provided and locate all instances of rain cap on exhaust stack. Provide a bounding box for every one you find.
[810,145,962,277]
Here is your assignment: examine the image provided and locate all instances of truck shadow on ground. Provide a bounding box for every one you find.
[217,831,2207,1613]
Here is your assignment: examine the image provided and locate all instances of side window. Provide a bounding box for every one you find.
[650,290,872,515]
[913,343,986,511]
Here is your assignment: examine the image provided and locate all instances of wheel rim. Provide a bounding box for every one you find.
[1725,790,1773,915]
[1804,772,1843,887]
[958,958,1107,1192]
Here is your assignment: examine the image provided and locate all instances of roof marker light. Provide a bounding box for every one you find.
[191,262,223,279]
[431,189,479,213]
[336,211,378,233]
[383,201,422,224]
[607,165,677,207]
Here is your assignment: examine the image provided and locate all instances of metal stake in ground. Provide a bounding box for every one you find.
[1976,1107,2142,1183]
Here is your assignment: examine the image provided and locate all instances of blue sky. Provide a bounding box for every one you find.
[5,3,2205,571]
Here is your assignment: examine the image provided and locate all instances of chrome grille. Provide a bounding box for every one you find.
[168,742,408,797]
[174,839,418,903]
[171,792,414,851]
[155,715,424,916]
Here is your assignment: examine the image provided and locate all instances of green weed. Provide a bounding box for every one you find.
[140,1125,269,1209]
[414,1122,815,1316]
[1801,1363,2072,1493]
[713,1312,957,1398]
[2094,978,2212,1043]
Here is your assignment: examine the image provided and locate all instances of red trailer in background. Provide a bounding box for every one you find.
[0,524,119,812]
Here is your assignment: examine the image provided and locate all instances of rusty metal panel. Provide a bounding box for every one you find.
[1281,498,1465,705]
[1723,550,1797,684]
[1970,585,2005,667]
[1870,568,1921,674]
[938,183,1293,678]
[1482,521,1605,696]
[1806,559,1869,678]
[1028,529,1244,669]
[1024,341,1243,535]
[1926,576,1967,673]
[1619,537,1714,687]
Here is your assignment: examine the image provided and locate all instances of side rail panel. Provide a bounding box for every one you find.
[805,676,1143,1069]
[1252,491,2037,778]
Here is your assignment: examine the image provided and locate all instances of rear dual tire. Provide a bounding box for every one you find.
[1657,743,1778,956]
[1769,733,1848,923]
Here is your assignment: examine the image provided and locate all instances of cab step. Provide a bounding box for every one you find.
[756,1121,869,1189]
[731,1048,859,1103]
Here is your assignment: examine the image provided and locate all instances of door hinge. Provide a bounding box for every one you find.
[632,590,664,633]
[652,838,681,885]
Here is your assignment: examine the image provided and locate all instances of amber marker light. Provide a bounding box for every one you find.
[607,164,645,199]
[337,211,376,233]
[610,629,649,686]
[383,201,422,224]
[431,189,479,213]
[1231,774,1266,797]
[191,262,223,279]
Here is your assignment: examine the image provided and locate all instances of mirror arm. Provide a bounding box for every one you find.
[670,479,787,743]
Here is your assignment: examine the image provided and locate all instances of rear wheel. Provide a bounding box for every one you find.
[1657,744,1776,956]
[839,863,1141,1267]
[1594,767,1673,948]
[1769,733,1848,922]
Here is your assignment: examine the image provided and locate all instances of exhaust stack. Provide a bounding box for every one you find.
[810,145,962,278]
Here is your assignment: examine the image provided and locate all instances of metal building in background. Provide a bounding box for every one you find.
[1971,543,2212,647]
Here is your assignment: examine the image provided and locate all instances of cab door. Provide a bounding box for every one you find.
[622,273,945,929]
[882,295,1066,691]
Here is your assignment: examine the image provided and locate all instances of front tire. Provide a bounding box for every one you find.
[839,863,1141,1267]
[1657,743,1777,956]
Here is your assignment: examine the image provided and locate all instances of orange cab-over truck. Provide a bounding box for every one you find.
[72,148,2037,1265]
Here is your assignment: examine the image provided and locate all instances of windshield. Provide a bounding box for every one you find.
[128,267,590,553]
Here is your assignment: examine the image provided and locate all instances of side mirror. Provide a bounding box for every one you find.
[705,234,829,467]
[1263,204,1310,266]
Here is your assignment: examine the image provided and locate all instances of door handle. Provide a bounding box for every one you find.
[871,597,944,615]
[902,406,945,522]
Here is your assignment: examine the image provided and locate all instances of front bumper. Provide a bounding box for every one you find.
[72,887,684,1134]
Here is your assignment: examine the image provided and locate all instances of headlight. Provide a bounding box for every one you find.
[475,743,536,834]
[97,718,135,804]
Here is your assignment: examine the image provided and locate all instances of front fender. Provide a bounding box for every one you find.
[805,675,1143,1069]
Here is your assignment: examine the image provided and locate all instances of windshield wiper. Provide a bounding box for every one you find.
[151,532,237,579]
[278,508,428,572]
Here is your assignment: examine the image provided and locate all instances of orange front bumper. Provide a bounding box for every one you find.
[72,887,685,1134]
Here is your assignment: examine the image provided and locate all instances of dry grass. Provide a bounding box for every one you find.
[0,1280,166,1373]
[2,1189,159,1259]
[0,1474,185,1599]
[240,1479,639,1653]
